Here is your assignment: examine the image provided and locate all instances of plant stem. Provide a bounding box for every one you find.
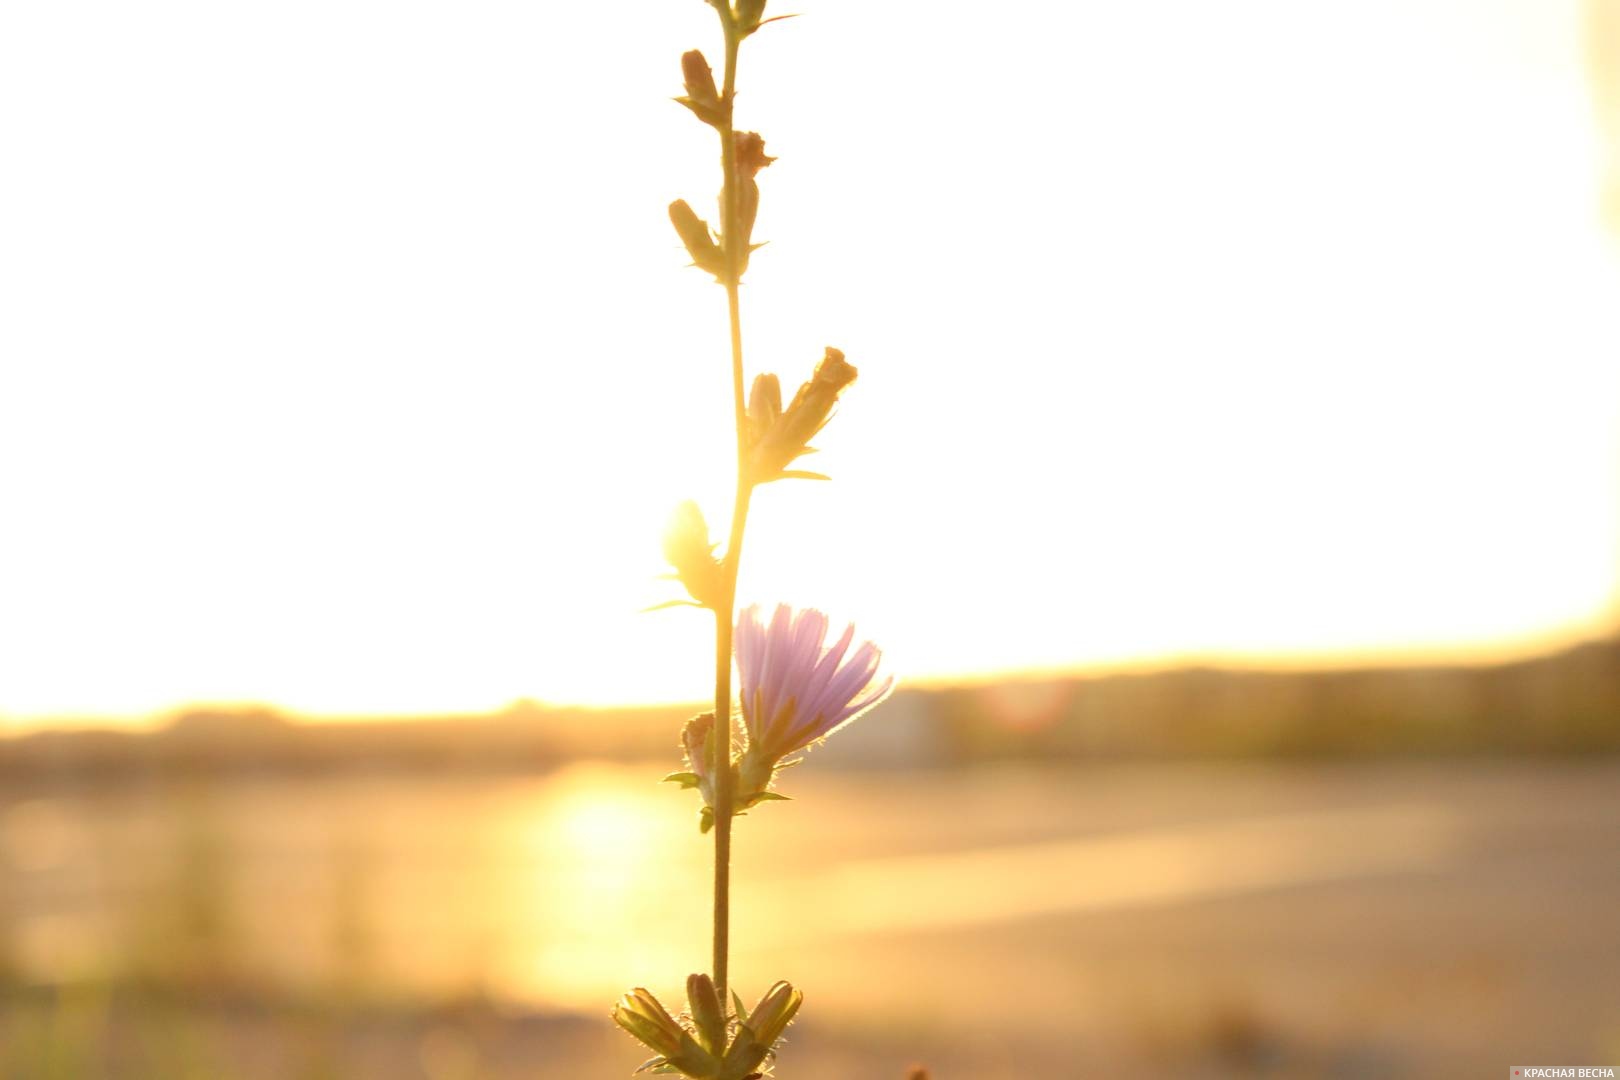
[710,12,748,1009]
[711,478,750,1006]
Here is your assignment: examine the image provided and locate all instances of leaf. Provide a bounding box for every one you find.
[731,990,750,1024]
[662,772,701,789]
[673,96,726,127]
[669,199,727,278]
[632,1055,669,1075]
[641,599,704,613]
[778,470,830,481]
[751,791,792,802]
[741,11,802,38]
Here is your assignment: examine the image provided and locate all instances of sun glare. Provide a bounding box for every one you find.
[492,765,705,1009]
[0,1,1616,724]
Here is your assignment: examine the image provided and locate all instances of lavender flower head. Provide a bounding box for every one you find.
[736,603,893,799]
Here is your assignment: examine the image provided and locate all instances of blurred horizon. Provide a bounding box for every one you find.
[3,617,1616,733]
[2,630,1614,760]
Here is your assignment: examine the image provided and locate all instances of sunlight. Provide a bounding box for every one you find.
[490,764,707,1010]
[0,0,1616,722]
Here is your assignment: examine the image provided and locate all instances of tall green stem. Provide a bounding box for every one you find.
[710,13,748,1008]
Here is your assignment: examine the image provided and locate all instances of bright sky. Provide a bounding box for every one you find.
[1,1,1616,725]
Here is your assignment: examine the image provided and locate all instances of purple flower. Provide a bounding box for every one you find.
[736,603,893,780]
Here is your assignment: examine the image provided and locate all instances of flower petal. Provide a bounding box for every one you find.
[732,603,890,763]
[801,621,855,711]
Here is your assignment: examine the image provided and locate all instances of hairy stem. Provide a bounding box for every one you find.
[710,12,748,1009]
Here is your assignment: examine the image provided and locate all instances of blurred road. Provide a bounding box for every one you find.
[2,760,1616,1077]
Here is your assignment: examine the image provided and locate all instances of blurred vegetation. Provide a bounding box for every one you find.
[0,981,625,1080]
[0,639,1614,780]
[942,637,1620,760]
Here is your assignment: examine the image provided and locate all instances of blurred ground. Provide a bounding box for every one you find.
[1,760,1617,1077]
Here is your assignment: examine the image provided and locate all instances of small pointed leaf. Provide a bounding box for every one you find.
[674,96,726,127]
[641,599,705,613]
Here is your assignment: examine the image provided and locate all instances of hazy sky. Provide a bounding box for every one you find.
[1,0,1617,724]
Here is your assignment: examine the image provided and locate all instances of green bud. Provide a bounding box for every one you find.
[749,347,859,482]
[686,974,727,1056]
[746,981,802,1047]
[717,981,801,1078]
[728,132,775,275]
[680,712,731,815]
[746,374,781,446]
[662,500,724,608]
[733,132,775,179]
[736,182,760,273]
[735,0,767,35]
[677,50,726,127]
[682,50,719,105]
[613,989,681,1057]
[611,988,721,1078]
[669,200,726,279]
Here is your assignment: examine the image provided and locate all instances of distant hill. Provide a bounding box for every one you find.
[0,638,1615,777]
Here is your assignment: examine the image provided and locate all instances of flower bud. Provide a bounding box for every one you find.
[721,981,803,1077]
[662,500,724,609]
[728,132,775,276]
[746,373,781,445]
[612,989,681,1058]
[733,131,776,180]
[749,347,859,482]
[735,0,768,35]
[669,199,726,279]
[682,50,719,106]
[686,974,727,1056]
[678,711,723,807]
[677,50,726,127]
[611,987,720,1078]
[748,981,803,1046]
